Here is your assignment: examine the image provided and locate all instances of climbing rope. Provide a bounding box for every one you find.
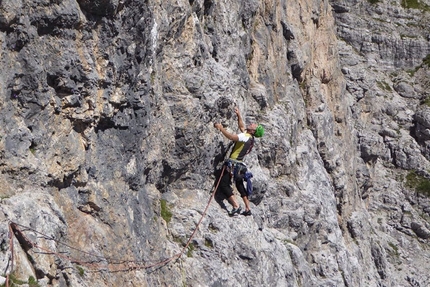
[5,165,227,283]
[6,223,14,287]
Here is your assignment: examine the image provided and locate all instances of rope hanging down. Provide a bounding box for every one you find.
[5,165,226,280]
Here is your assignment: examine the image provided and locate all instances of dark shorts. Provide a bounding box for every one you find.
[233,163,247,197]
[235,176,247,197]
[216,163,248,198]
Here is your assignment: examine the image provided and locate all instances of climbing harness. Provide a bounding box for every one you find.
[224,159,254,196]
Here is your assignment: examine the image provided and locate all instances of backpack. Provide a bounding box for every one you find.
[243,171,253,196]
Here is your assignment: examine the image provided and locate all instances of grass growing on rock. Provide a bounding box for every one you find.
[0,274,25,287]
[204,238,214,248]
[405,170,430,197]
[0,274,41,287]
[187,243,195,257]
[401,0,430,10]
[76,265,85,277]
[423,97,430,107]
[377,81,392,91]
[423,54,430,67]
[160,199,173,224]
[28,276,40,287]
[407,54,430,79]
[387,242,400,257]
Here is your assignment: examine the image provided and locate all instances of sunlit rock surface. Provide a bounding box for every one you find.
[0,0,429,286]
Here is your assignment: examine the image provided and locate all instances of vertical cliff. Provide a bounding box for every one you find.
[0,0,429,286]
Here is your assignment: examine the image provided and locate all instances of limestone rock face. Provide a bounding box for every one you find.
[0,0,429,286]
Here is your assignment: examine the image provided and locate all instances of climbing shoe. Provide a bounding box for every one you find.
[229,206,242,216]
[241,210,252,216]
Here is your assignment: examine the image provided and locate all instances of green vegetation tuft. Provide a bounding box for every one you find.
[423,54,430,67]
[204,238,213,248]
[28,276,41,287]
[76,266,85,277]
[150,71,156,85]
[160,199,172,224]
[406,68,418,77]
[172,235,184,244]
[410,54,430,77]
[367,0,381,4]
[29,147,36,154]
[377,81,392,91]
[208,223,218,233]
[406,171,430,197]
[187,243,195,257]
[423,97,430,107]
[0,274,39,287]
[401,0,430,10]
[388,242,400,257]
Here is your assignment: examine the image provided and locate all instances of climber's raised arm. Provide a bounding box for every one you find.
[235,107,245,132]
[213,123,239,141]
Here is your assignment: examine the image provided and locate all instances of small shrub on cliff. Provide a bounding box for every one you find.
[76,266,85,277]
[28,276,40,287]
[405,171,430,196]
[160,199,172,224]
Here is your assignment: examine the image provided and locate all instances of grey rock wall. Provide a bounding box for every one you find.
[0,0,429,286]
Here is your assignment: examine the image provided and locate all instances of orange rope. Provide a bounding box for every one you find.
[6,165,227,276]
[172,164,226,262]
[7,223,13,287]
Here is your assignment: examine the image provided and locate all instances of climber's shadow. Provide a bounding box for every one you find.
[213,142,233,212]
[212,147,232,212]
[212,167,229,212]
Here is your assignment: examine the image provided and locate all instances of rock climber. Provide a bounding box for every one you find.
[214,107,264,216]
